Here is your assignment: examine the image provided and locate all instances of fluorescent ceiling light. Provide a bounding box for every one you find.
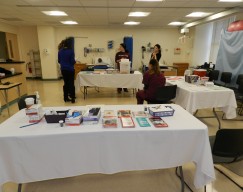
[61,21,78,25]
[136,0,163,2]
[128,12,150,17]
[218,0,243,2]
[42,11,67,16]
[186,12,211,17]
[168,22,186,26]
[124,21,141,25]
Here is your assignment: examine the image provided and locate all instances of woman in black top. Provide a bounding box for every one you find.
[115,43,130,93]
[151,44,161,62]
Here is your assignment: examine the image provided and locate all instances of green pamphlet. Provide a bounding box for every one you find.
[136,117,151,127]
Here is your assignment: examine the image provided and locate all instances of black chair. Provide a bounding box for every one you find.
[220,72,232,87]
[209,129,243,190]
[236,79,243,115]
[18,95,37,110]
[147,85,177,104]
[236,74,243,85]
[208,70,219,82]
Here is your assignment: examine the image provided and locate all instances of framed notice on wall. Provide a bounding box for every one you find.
[174,48,181,55]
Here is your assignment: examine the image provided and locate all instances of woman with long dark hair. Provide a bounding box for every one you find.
[58,38,76,103]
[151,44,161,62]
[115,43,130,93]
[136,59,165,104]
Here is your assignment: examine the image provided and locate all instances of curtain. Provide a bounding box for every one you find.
[215,30,243,87]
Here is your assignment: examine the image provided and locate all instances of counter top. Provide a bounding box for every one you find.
[0,61,25,64]
[0,72,22,80]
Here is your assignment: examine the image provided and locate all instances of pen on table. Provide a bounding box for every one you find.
[19,116,44,128]
[19,122,39,128]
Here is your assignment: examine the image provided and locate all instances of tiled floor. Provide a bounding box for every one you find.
[1,79,243,192]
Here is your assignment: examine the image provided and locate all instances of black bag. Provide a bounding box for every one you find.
[0,67,12,75]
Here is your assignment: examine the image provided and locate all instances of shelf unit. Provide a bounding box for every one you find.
[172,63,189,76]
[28,50,42,78]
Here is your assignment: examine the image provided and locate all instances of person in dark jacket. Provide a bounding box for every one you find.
[136,59,166,104]
[58,38,76,103]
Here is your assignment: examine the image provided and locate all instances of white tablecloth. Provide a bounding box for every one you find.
[166,77,237,119]
[0,104,215,191]
[76,71,143,90]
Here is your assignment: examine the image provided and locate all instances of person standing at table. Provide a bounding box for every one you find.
[151,44,161,62]
[115,43,130,93]
[136,59,166,104]
[58,38,76,103]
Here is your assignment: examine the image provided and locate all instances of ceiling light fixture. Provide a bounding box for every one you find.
[186,12,210,17]
[124,21,141,25]
[60,21,78,25]
[128,12,150,17]
[168,22,186,26]
[42,11,67,16]
[218,0,243,2]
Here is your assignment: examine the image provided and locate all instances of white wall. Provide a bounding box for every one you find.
[18,26,39,77]
[55,27,193,71]
[192,23,213,66]
[37,26,59,79]
[0,22,18,34]
[1,22,194,79]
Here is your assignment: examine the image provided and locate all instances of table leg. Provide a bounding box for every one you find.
[213,108,221,129]
[17,85,21,100]
[194,108,221,129]
[175,166,193,192]
[18,183,22,192]
[83,86,87,100]
[4,90,10,116]
[179,166,185,192]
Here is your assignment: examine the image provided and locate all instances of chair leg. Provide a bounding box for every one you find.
[18,183,22,192]
[214,166,243,190]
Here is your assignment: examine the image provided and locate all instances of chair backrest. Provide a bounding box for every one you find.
[154,85,177,103]
[220,72,232,84]
[208,70,219,81]
[93,65,108,70]
[18,95,37,110]
[238,78,243,94]
[213,129,243,159]
[236,74,243,85]
[94,56,112,66]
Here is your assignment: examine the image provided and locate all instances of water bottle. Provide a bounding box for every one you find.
[35,91,41,104]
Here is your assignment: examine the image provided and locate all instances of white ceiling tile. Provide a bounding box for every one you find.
[0,0,242,27]
[80,0,108,6]
[22,0,55,6]
[133,1,163,8]
[51,0,82,6]
[108,0,135,7]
